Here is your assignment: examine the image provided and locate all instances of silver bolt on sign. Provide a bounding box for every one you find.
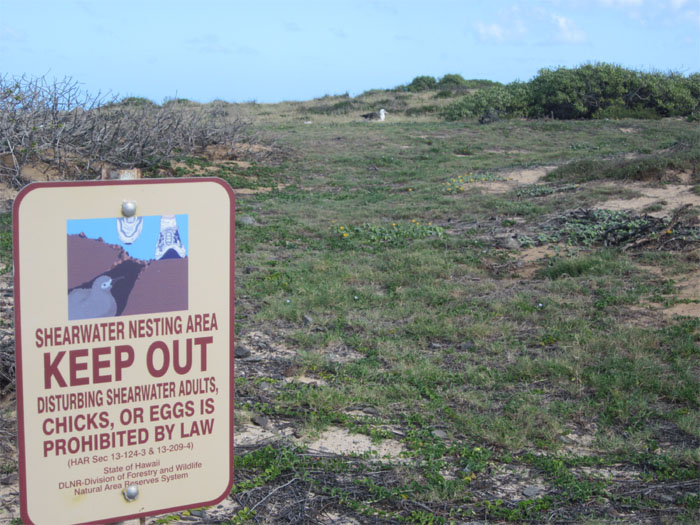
[123,484,139,502]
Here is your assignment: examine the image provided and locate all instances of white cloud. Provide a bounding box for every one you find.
[476,22,506,42]
[551,14,587,43]
[669,0,689,9]
[474,7,527,43]
[598,0,644,6]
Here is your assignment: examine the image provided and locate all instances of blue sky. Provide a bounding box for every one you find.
[1,0,698,104]
[67,215,188,261]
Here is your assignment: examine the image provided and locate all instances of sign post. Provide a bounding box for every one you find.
[13,178,235,525]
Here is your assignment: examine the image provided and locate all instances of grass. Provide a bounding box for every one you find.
[9,88,700,523]
[0,213,12,274]
[214,105,700,522]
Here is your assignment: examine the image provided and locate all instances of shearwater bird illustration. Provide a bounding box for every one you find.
[68,275,119,320]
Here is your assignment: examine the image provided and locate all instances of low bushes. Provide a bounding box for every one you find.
[442,63,700,121]
[403,74,502,93]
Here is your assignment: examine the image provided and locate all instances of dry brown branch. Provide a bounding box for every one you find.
[622,204,692,251]
[0,74,256,188]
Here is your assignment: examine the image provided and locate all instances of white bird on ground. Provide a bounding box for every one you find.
[361,108,386,121]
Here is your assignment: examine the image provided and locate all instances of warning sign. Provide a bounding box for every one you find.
[13,178,235,525]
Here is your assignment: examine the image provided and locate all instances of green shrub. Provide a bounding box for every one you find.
[442,82,530,120]
[305,100,356,115]
[162,98,197,107]
[119,96,158,107]
[441,63,700,121]
[635,70,700,116]
[406,75,438,92]
[437,73,469,91]
[529,63,699,119]
[529,63,631,119]
[461,79,503,89]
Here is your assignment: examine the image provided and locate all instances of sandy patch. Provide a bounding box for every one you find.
[231,143,275,159]
[323,340,364,364]
[484,148,531,154]
[285,374,327,387]
[170,159,252,176]
[235,183,289,195]
[520,245,557,264]
[304,427,405,459]
[343,409,369,417]
[664,269,700,318]
[515,245,557,278]
[482,464,547,501]
[575,464,641,482]
[316,512,361,524]
[235,422,294,446]
[666,303,700,318]
[202,144,247,161]
[676,171,693,184]
[238,330,296,361]
[635,264,699,319]
[236,330,298,381]
[471,166,557,194]
[625,305,665,327]
[20,162,65,181]
[595,182,700,218]
[502,165,557,184]
[559,423,598,456]
[619,127,637,134]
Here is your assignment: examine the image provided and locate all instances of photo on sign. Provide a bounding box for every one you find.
[66,214,188,320]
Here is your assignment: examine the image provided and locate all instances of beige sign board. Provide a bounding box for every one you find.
[13,178,235,525]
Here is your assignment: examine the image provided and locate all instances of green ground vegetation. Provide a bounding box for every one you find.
[199,94,699,523]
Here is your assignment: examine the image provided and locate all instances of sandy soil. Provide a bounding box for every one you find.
[471,165,557,193]
[234,183,289,194]
[170,159,251,176]
[595,179,700,217]
[302,427,405,460]
[664,269,700,318]
[515,245,558,278]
